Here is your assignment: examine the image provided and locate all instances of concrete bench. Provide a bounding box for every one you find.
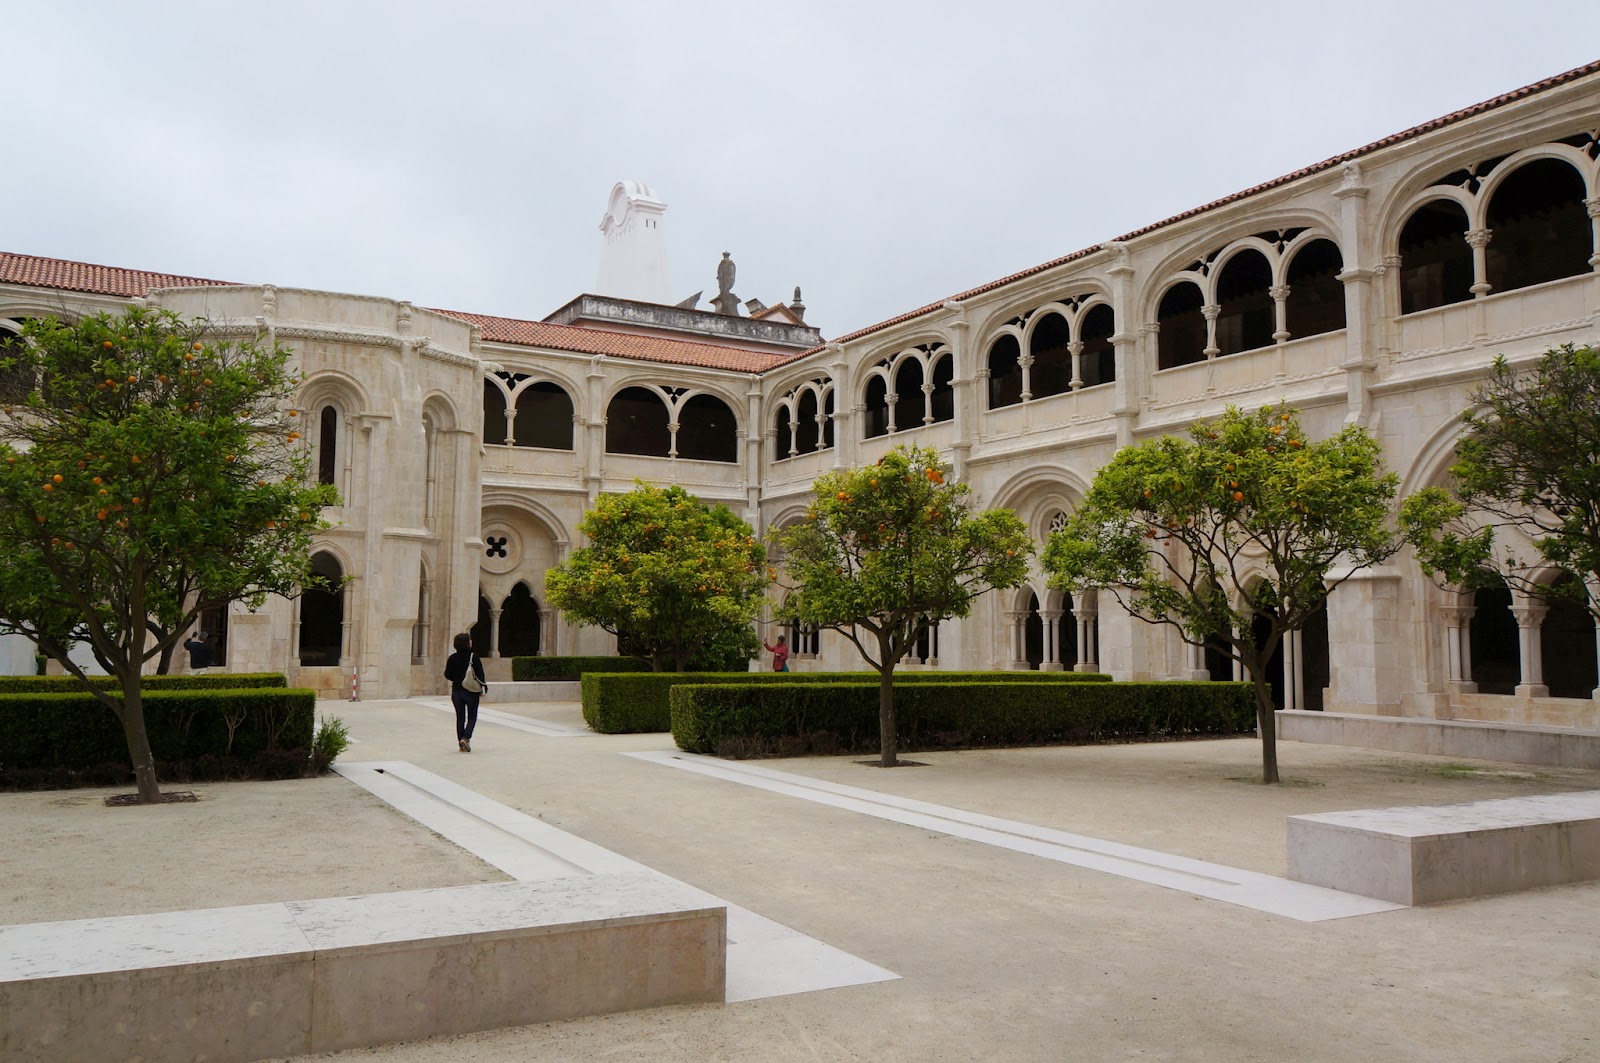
[1287,791,1600,905]
[0,872,725,1063]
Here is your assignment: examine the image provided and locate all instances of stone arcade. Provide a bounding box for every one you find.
[2,62,1599,742]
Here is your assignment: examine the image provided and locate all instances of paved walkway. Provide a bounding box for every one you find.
[11,696,1600,1061]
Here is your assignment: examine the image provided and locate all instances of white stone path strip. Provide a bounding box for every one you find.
[413,696,590,737]
[624,751,1408,923]
[335,760,898,1003]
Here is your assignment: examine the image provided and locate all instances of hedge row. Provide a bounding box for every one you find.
[668,680,1256,755]
[0,688,316,770]
[511,656,653,682]
[581,669,1114,734]
[0,672,288,695]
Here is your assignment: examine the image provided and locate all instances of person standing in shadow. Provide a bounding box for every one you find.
[442,632,487,752]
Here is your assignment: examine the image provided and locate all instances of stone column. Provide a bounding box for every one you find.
[1269,285,1291,344]
[1202,305,1221,359]
[488,606,503,660]
[1074,596,1100,672]
[1068,340,1084,391]
[1466,228,1493,297]
[1039,609,1064,671]
[1586,196,1600,272]
[1183,638,1209,681]
[1510,602,1548,697]
[1018,352,1033,403]
[1004,610,1026,670]
[1282,629,1302,711]
[1440,604,1477,693]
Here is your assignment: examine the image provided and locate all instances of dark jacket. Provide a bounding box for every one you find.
[443,649,485,690]
[183,637,212,670]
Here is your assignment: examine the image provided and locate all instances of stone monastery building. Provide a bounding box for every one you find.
[3,61,1599,735]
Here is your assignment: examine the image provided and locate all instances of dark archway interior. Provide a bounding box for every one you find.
[514,381,574,450]
[1030,313,1072,399]
[299,552,345,666]
[1079,304,1116,387]
[1024,592,1043,670]
[893,359,924,431]
[822,391,835,448]
[795,390,819,455]
[1157,282,1206,369]
[605,386,671,457]
[676,394,738,462]
[470,595,492,658]
[774,405,793,457]
[499,582,542,657]
[988,335,1022,408]
[0,324,33,403]
[1541,574,1597,699]
[1300,598,1330,711]
[1470,584,1519,694]
[482,382,508,446]
[1058,592,1079,669]
[1285,239,1346,341]
[318,406,339,486]
[864,376,890,437]
[1485,158,1592,294]
[929,356,954,423]
[1214,250,1275,356]
[1252,612,1286,710]
[198,603,229,668]
[1399,199,1473,314]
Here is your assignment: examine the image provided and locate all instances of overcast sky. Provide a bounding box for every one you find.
[5,2,1598,339]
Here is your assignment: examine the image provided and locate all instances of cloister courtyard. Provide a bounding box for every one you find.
[6,696,1597,1062]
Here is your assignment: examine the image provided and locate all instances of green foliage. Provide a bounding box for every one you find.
[510,656,653,681]
[0,672,287,694]
[0,308,339,799]
[581,669,1113,733]
[1401,345,1600,611]
[544,483,766,671]
[669,680,1255,756]
[0,687,316,770]
[312,714,350,769]
[1043,404,1399,783]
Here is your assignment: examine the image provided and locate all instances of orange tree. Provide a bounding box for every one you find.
[544,482,767,671]
[773,445,1032,766]
[1042,405,1398,783]
[0,308,338,803]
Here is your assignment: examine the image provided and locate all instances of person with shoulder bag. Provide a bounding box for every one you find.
[442,632,487,752]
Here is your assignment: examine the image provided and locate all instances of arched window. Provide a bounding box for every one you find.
[1024,591,1043,670]
[1398,200,1473,314]
[795,390,819,455]
[1058,593,1079,670]
[1541,573,1597,699]
[513,382,574,450]
[929,354,954,424]
[1156,281,1206,369]
[1284,239,1346,339]
[605,386,671,457]
[317,406,339,487]
[774,403,794,458]
[411,563,430,660]
[1029,313,1072,399]
[1214,249,1274,356]
[1079,304,1115,388]
[1485,158,1592,294]
[864,376,890,438]
[1469,582,1518,694]
[676,394,738,462]
[499,582,542,657]
[821,390,835,448]
[988,335,1022,408]
[482,381,508,445]
[299,551,345,666]
[893,358,924,430]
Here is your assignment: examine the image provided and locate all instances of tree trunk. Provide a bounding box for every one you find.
[120,680,162,803]
[878,666,897,767]
[1251,671,1280,784]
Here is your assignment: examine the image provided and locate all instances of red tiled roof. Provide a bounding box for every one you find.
[823,58,1600,349]
[434,309,800,373]
[0,251,235,297]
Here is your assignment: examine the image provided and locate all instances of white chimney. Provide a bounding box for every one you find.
[595,181,670,304]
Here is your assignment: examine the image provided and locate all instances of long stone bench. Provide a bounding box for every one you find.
[1287,790,1600,905]
[0,872,725,1063]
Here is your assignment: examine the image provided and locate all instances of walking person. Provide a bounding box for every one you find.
[443,632,486,752]
[183,630,212,674]
[762,633,790,672]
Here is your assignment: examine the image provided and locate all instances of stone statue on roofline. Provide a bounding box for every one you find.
[710,252,741,316]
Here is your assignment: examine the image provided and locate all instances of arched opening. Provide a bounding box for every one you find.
[1300,598,1330,711]
[1214,249,1274,356]
[0,322,33,403]
[1156,281,1206,369]
[469,594,492,658]
[1398,199,1473,314]
[605,386,671,457]
[929,354,954,424]
[1469,582,1519,694]
[676,393,738,462]
[482,381,508,446]
[1204,637,1233,682]
[317,406,339,486]
[499,582,542,657]
[821,390,835,448]
[1024,592,1043,670]
[795,390,819,455]
[987,335,1022,408]
[893,358,924,431]
[1485,158,1592,294]
[1079,304,1115,388]
[1058,593,1079,669]
[298,552,345,666]
[1541,573,1597,699]
[1251,611,1286,710]
[912,616,940,664]
[1284,239,1346,340]
[1029,313,1072,399]
[864,376,890,438]
[411,562,429,660]
[774,404,794,459]
[514,381,574,450]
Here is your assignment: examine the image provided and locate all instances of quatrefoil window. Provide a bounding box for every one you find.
[485,536,509,559]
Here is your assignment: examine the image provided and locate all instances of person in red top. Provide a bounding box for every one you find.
[762,634,790,672]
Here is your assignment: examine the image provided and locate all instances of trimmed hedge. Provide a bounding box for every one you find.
[669,680,1256,755]
[0,687,316,771]
[511,656,653,682]
[0,672,288,695]
[581,669,1114,734]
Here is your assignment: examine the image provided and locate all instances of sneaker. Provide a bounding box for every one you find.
[458,739,467,752]
[463,740,472,753]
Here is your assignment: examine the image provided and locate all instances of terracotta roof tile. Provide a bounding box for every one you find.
[0,252,235,297]
[433,308,802,373]
[824,59,1600,348]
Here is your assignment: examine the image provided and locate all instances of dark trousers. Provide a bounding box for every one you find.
[451,686,480,740]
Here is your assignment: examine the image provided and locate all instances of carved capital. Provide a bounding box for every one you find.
[1587,196,1600,219]
[1201,304,1220,322]
[1268,285,1290,301]
[1510,604,1548,627]
[1465,228,1493,249]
